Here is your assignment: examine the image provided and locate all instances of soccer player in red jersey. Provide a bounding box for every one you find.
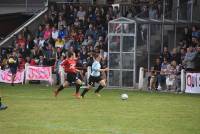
[54,51,83,98]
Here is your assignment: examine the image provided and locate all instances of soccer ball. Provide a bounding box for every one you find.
[121,94,128,100]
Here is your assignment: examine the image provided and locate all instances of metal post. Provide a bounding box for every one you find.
[190,0,193,22]
[107,22,110,87]
[133,23,137,86]
[120,24,123,88]
[161,0,165,51]
[147,24,151,72]
[174,24,177,48]
[181,69,186,92]
[162,0,165,21]
[25,0,28,11]
[177,0,180,21]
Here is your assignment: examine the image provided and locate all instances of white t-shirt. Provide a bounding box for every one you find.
[77,11,86,20]
[52,30,59,40]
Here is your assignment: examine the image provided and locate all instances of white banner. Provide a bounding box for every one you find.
[0,69,24,83]
[185,73,200,93]
[25,66,52,84]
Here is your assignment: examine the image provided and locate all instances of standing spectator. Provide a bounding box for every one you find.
[183,46,197,71]
[54,55,64,85]
[160,46,171,62]
[193,46,200,71]
[157,58,169,90]
[8,51,18,86]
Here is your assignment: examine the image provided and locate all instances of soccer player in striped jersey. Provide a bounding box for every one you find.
[54,51,83,98]
[80,53,108,98]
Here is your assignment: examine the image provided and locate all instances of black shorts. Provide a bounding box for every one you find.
[10,67,17,75]
[65,73,78,84]
[88,75,102,86]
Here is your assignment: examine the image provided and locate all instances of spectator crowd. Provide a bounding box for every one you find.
[0,3,121,85]
[148,25,200,92]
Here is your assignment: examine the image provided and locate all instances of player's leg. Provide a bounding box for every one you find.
[74,79,82,96]
[80,85,92,98]
[80,76,94,98]
[94,79,106,96]
[54,81,69,97]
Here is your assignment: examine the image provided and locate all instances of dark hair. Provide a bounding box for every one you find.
[68,51,74,58]
[93,53,100,59]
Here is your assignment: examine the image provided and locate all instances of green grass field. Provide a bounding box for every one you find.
[0,84,200,134]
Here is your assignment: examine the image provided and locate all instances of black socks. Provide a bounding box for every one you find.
[75,84,81,94]
[57,85,64,92]
[81,89,89,97]
[95,85,104,93]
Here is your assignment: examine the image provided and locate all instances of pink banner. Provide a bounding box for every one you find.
[0,69,24,83]
[26,66,52,83]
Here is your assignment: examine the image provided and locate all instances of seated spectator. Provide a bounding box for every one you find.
[16,34,26,49]
[26,34,34,50]
[82,35,94,46]
[38,35,45,48]
[192,25,200,38]
[38,55,48,66]
[52,26,59,40]
[55,36,64,48]
[58,15,66,30]
[85,24,96,39]
[31,45,43,59]
[18,55,25,70]
[160,46,171,62]
[36,25,44,38]
[74,18,81,28]
[43,24,52,40]
[166,60,180,91]
[77,6,86,21]
[171,48,181,65]
[58,25,67,39]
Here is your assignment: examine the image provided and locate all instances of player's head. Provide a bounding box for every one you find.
[93,53,101,61]
[68,51,74,58]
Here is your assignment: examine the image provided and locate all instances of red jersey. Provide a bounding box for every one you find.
[61,58,77,73]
